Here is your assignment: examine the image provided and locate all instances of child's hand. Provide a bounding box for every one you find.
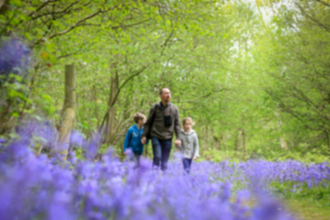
[141,137,146,145]
[174,139,181,147]
[193,156,198,160]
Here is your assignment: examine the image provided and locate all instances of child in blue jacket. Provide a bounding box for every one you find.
[123,113,147,167]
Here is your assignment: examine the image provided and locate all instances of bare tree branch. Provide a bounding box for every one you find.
[56,49,85,60]
[12,0,59,28]
[315,0,330,7]
[110,65,148,107]
[34,9,104,45]
[30,0,59,16]
[77,18,151,29]
[296,3,330,32]
[48,9,102,39]
[31,1,79,20]
[111,19,151,30]
[160,29,174,56]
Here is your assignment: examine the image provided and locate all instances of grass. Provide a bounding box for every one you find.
[284,197,330,220]
[268,180,330,220]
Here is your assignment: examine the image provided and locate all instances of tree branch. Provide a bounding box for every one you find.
[56,50,83,60]
[296,3,330,32]
[98,112,109,133]
[31,1,80,20]
[110,65,148,107]
[29,0,58,16]
[75,19,151,29]
[315,0,330,7]
[12,0,58,28]
[49,9,103,39]
[110,18,151,30]
[160,29,174,56]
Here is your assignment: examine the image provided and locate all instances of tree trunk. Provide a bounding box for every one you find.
[280,135,288,150]
[242,128,246,158]
[221,131,227,151]
[144,143,149,158]
[92,84,100,127]
[103,72,119,144]
[55,64,76,160]
[213,136,220,150]
[234,130,241,151]
[97,58,148,154]
[325,130,330,153]
[205,125,209,150]
[275,111,288,150]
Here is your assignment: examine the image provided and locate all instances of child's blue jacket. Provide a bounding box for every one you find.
[123,124,147,155]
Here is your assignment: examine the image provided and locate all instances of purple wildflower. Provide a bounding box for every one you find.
[0,39,31,77]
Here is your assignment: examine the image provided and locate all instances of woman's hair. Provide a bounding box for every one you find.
[133,113,145,123]
[182,117,194,125]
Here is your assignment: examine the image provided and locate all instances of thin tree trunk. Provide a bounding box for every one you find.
[275,111,288,150]
[205,125,209,150]
[213,136,220,150]
[280,135,288,150]
[97,59,148,154]
[104,71,119,144]
[325,130,330,153]
[221,131,227,150]
[92,84,100,127]
[144,143,149,158]
[55,64,76,160]
[234,130,240,151]
[241,116,246,158]
[242,128,246,158]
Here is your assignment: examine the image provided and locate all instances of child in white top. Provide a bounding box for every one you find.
[179,117,199,174]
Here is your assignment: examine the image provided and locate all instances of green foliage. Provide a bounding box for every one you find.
[271,181,330,211]
[2,2,330,218]
[201,149,246,163]
[252,0,330,152]
[1,0,330,160]
[201,148,330,164]
[0,74,31,133]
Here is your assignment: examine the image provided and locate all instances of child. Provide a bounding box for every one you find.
[179,117,199,174]
[123,113,147,167]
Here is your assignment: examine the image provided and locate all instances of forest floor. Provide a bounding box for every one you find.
[285,198,330,220]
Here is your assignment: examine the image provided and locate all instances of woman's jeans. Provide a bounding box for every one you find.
[151,137,172,171]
